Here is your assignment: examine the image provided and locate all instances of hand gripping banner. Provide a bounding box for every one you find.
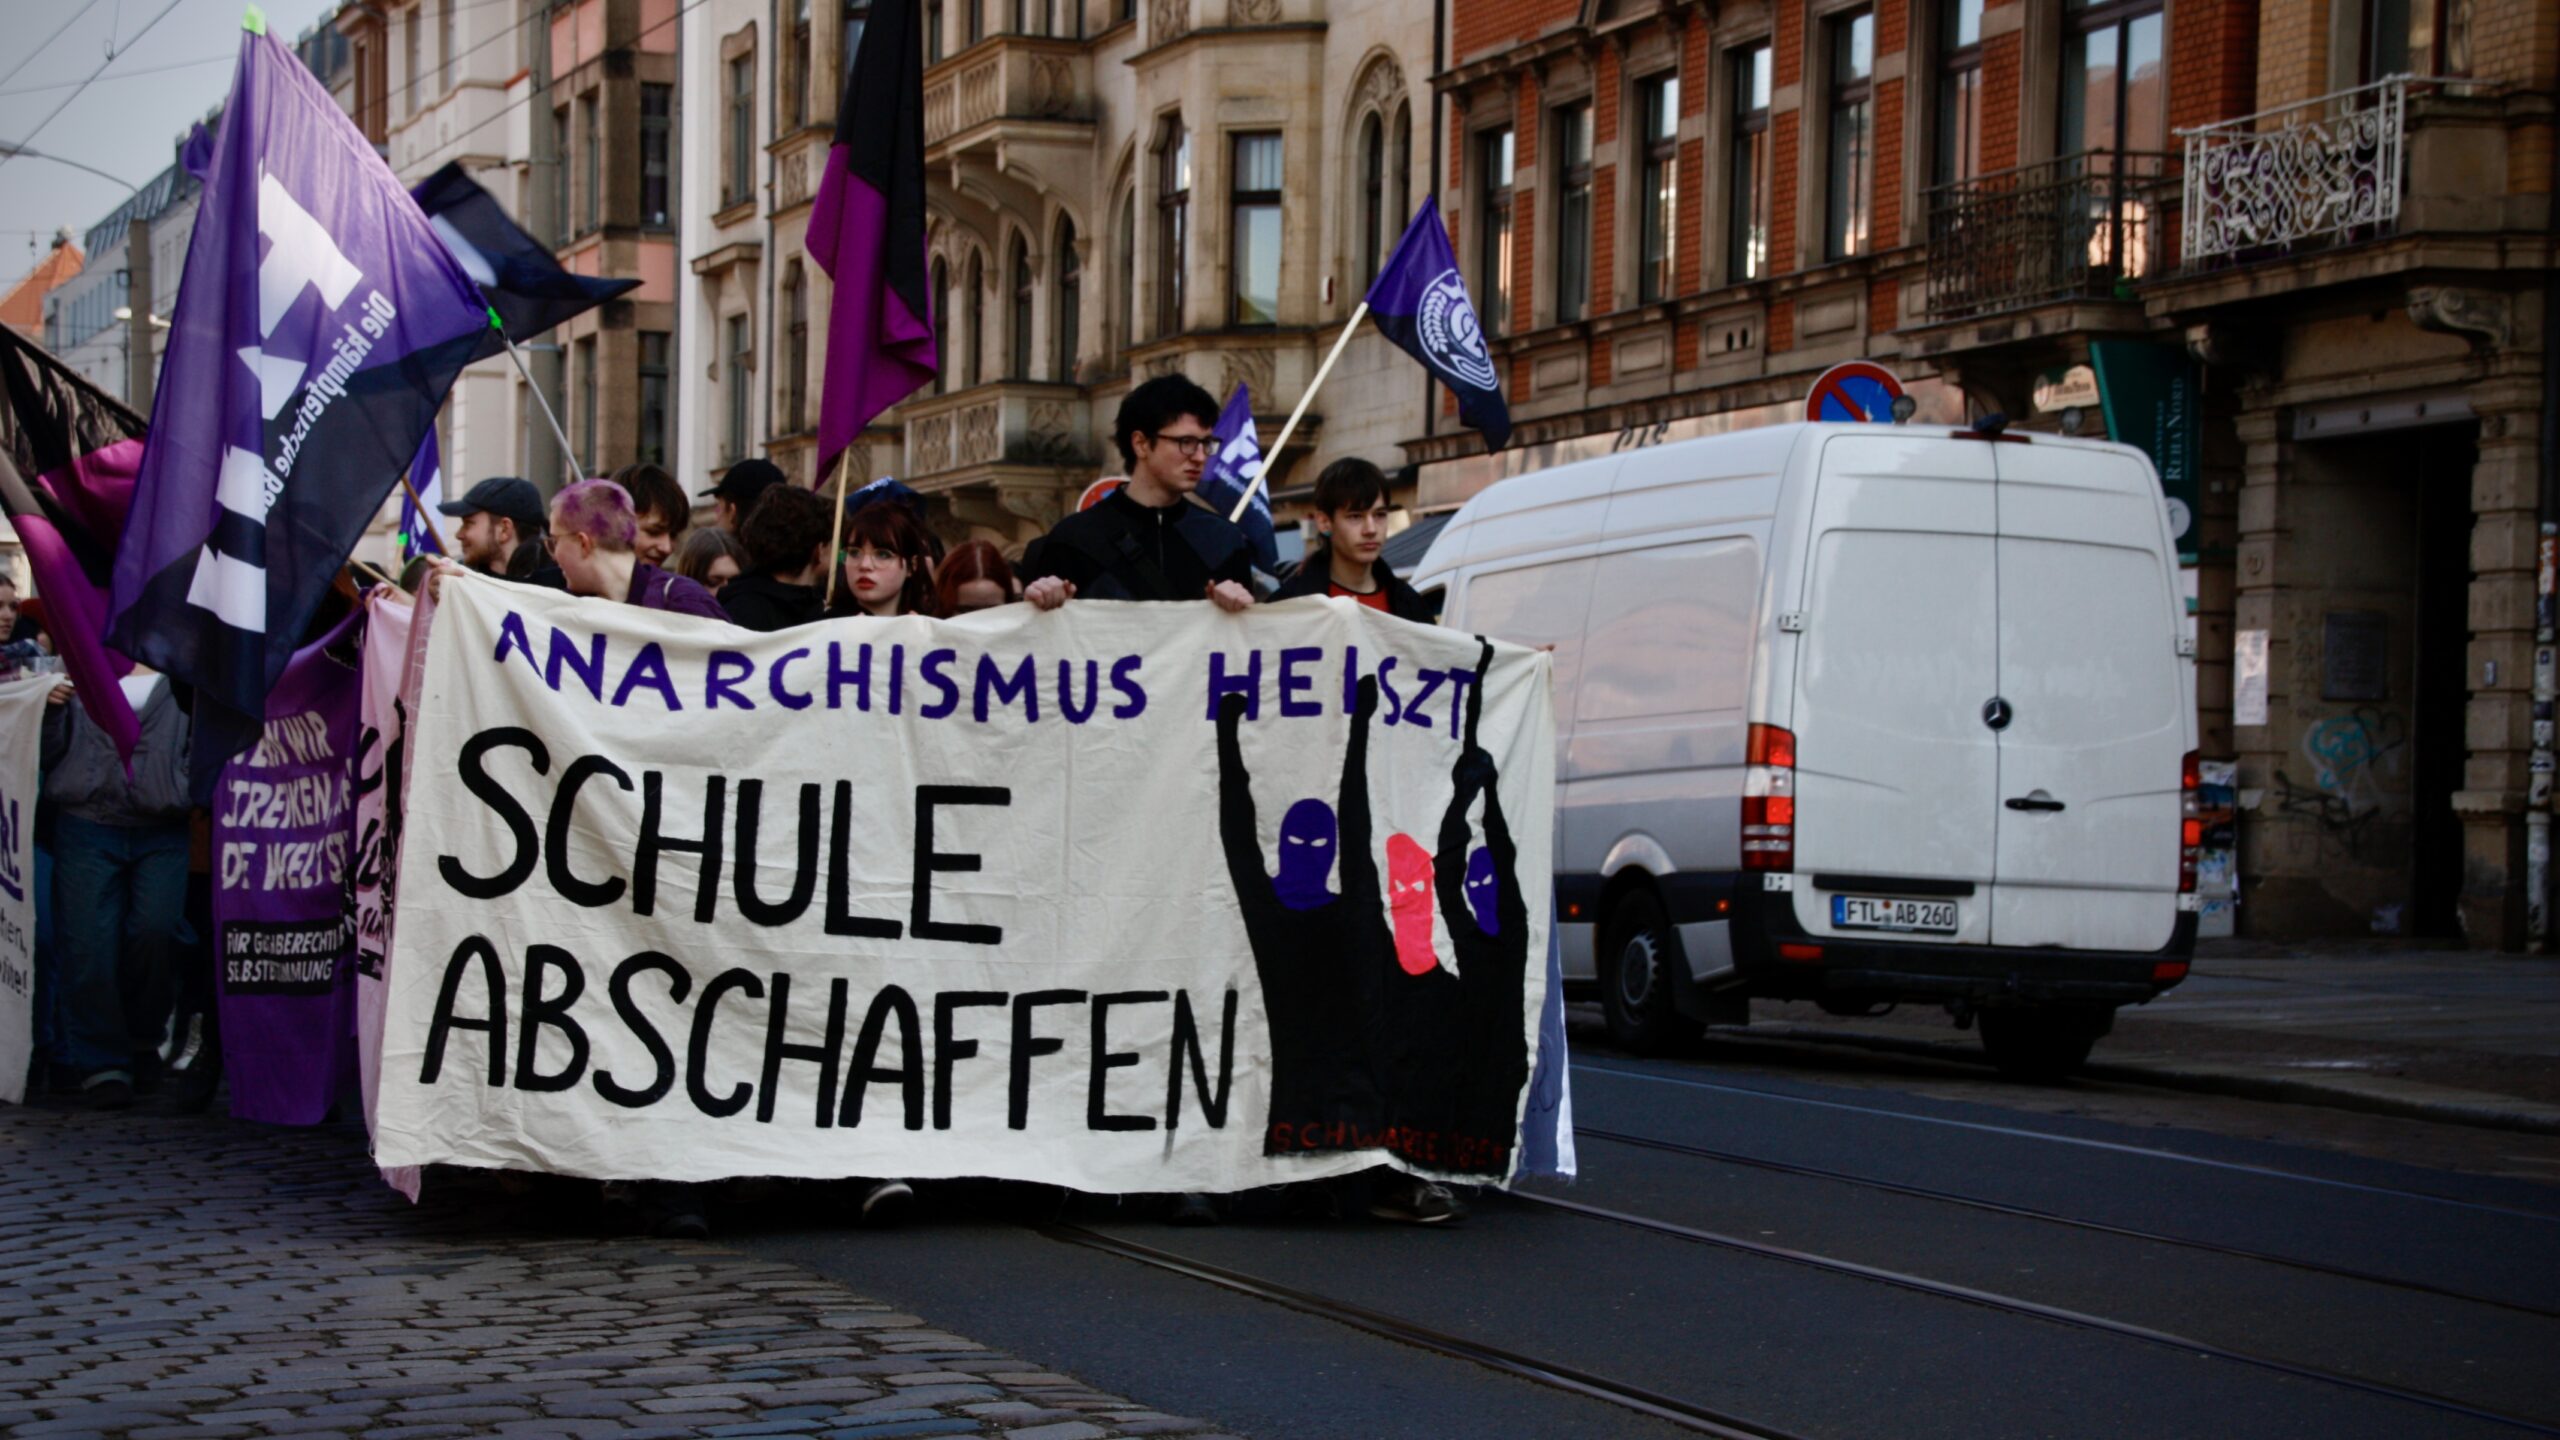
[374,575,1556,1192]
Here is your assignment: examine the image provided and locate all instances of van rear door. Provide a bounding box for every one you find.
[1989,440,2186,951]
[1787,435,2001,944]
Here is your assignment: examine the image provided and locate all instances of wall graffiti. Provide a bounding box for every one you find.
[2299,707,2409,816]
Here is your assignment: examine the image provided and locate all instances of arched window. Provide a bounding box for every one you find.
[1116,187,1136,355]
[1054,215,1081,381]
[783,261,808,432]
[1009,234,1035,380]
[965,249,984,387]
[931,256,950,394]
[1390,102,1412,241]
[1360,114,1384,288]
[1155,117,1189,337]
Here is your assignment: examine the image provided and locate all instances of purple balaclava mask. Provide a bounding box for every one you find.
[1275,798,1339,910]
[1465,847,1500,935]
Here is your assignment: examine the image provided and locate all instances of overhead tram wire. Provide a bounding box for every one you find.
[0,0,189,185]
[0,0,110,94]
[402,0,724,178]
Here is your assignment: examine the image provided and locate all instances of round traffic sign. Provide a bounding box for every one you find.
[1805,361,1906,424]
[1076,477,1126,511]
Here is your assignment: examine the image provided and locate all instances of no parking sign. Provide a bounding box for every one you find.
[1805,361,1906,423]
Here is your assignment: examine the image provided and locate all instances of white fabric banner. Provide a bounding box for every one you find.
[352,587,422,1196]
[375,574,1556,1191]
[0,676,51,1104]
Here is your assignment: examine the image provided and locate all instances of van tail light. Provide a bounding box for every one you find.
[2178,750,2201,894]
[1743,723,1796,872]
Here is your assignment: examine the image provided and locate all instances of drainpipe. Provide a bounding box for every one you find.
[2534,159,2559,947]
[1420,0,1444,453]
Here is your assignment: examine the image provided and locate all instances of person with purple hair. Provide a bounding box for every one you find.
[548,479,729,621]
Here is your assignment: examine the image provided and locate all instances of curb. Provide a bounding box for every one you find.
[1731,1022,2560,1137]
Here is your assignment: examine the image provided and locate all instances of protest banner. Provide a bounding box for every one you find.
[213,612,362,1124]
[0,676,49,1103]
[374,574,1556,1191]
[352,588,414,1149]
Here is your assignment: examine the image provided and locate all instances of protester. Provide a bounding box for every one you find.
[439,477,557,584]
[719,484,833,632]
[934,539,1021,615]
[1018,375,1254,612]
[831,501,941,619]
[40,666,192,1109]
[549,479,728,620]
[673,528,750,594]
[613,462,692,568]
[702,458,789,535]
[1269,458,1437,622]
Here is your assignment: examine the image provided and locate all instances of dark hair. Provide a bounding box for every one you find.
[614,462,690,531]
[1312,457,1391,515]
[1112,374,1221,469]
[934,539,1020,614]
[839,502,941,617]
[740,484,834,574]
[673,527,749,585]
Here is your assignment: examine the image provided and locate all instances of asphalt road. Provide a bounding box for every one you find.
[728,1041,2560,1440]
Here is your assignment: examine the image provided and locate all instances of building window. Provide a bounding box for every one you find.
[931,256,951,394]
[1230,131,1283,326]
[553,106,572,240]
[1729,43,1771,281]
[641,84,673,227]
[1478,127,1514,336]
[725,53,755,208]
[843,2,871,80]
[1054,215,1080,380]
[783,263,809,432]
[1155,118,1189,336]
[788,0,812,129]
[1116,188,1135,354]
[1937,0,1984,184]
[725,314,753,461]
[965,249,984,386]
[576,336,598,475]
[1119,0,1134,23]
[1010,235,1035,379]
[2061,0,2165,158]
[1825,8,1874,260]
[403,9,419,115]
[581,94,601,233]
[1360,115,1384,290]
[1390,103,1412,252]
[967,0,984,45]
[639,331,670,465]
[1637,73,1679,304]
[438,0,454,92]
[1553,102,1593,322]
[928,0,943,60]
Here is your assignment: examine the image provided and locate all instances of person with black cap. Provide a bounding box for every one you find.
[703,458,788,535]
[439,477,560,586]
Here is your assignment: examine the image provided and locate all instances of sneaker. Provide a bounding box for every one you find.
[858,1178,916,1227]
[1167,1192,1220,1227]
[84,1077,135,1112]
[1369,1178,1461,1225]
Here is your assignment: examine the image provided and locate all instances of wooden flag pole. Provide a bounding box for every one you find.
[1229,302,1368,525]
[396,468,448,555]
[823,447,854,608]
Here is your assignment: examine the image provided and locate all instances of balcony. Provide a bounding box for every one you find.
[2180,77,2408,273]
[923,37,1095,154]
[1923,152,2175,323]
[902,381,1096,479]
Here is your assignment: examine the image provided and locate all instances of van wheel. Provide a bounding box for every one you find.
[1978,1005,2109,1082]
[1601,892,1699,1055]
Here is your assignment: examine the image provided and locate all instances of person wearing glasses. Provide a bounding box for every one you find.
[1018,375,1255,612]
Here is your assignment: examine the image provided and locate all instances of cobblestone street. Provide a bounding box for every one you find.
[0,1104,1228,1440]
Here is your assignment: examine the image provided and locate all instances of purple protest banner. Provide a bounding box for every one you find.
[213,609,362,1125]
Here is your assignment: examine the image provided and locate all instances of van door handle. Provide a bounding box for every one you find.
[2005,795,2067,813]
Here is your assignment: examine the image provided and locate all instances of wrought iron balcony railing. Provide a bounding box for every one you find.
[2180,76,2409,271]
[1923,151,2174,322]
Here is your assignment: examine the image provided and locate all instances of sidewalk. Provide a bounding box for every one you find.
[0,1103,1230,1440]
[1751,940,2560,1132]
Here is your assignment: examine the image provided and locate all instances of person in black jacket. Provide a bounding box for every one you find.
[1269,458,1437,623]
[1019,376,1255,613]
[718,485,833,632]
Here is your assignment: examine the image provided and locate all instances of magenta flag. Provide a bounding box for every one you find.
[807,0,937,479]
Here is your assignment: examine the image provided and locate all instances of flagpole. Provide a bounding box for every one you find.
[1229,302,1367,524]
[493,318,585,480]
[396,469,447,555]
[823,447,853,608]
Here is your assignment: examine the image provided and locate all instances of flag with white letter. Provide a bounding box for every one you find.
[108,21,491,799]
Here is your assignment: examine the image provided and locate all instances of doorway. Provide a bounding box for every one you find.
[2408,424,2476,936]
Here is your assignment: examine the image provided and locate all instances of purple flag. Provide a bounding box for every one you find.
[214,607,362,1125]
[1367,199,1511,452]
[807,0,936,477]
[400,425,444,557]
[1196,385,1279,573]
[107,24,492,800]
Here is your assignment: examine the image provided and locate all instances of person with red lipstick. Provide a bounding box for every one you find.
[830,501,942,619]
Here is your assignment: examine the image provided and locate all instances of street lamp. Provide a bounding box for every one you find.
[0,143,141,196]
[112,306,171,330]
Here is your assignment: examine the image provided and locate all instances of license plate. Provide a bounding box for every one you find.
[1832,895,1959,935]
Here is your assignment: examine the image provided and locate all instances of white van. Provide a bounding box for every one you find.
[1412,421,2199,1079]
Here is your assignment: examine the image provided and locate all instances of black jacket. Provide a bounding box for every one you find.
[1270,554,1438,624]
[1018,490,1253,602]
[719,568,825,632]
